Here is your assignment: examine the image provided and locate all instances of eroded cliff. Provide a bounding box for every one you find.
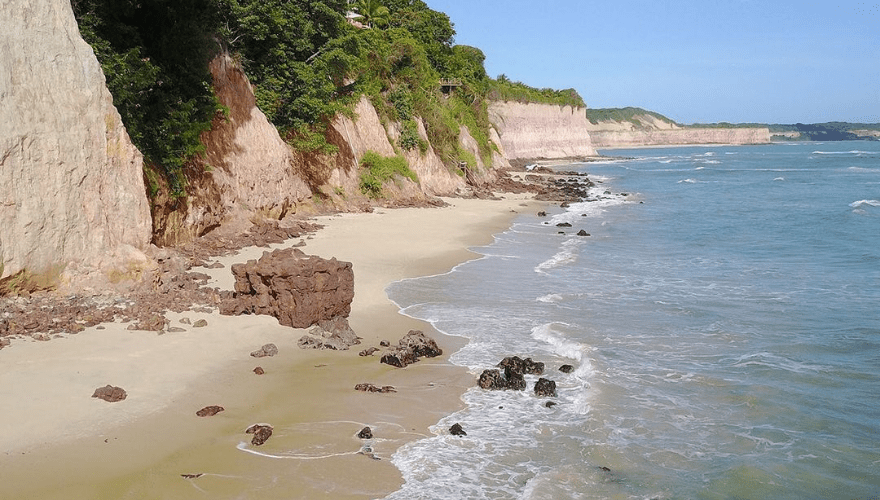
[0,0,151,288]
[588,128,771,149]
[488,102,598,160]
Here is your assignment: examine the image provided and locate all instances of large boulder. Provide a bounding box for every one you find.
[0,0,151,287]
[220,248,354,328]
[380,330,442,368]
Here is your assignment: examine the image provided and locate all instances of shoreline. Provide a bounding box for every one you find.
[0,194,543,499]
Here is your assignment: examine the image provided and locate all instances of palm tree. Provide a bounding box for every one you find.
[354,0,389,29]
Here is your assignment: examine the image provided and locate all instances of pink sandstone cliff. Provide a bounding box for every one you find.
[0,0,151,284]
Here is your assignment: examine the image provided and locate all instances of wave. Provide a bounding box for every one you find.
[849,199,880,208]
[535,238,582,273]
[678,178,698,184]
[536,293,564,303]
[531,323,594,379]
[812,150,872,155]
[774,177,785,181]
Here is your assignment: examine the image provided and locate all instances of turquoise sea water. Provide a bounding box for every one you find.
[384,142,880,499]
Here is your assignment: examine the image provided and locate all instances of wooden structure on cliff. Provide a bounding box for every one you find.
[439,78,462,93]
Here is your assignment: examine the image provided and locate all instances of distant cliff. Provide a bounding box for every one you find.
[584,108,770,148]
[0,0,151,289]
[489,102,598,160]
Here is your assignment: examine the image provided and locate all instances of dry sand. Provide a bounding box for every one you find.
[0,195,542,499]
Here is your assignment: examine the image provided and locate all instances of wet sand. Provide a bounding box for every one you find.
[0,195,540,499]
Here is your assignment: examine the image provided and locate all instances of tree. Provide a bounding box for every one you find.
[354,0,390,28]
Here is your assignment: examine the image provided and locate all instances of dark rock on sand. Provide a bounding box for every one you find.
[253,366,265,375]
[534,378,557,397]
[559,364,574,374]
[556,222,572,227]
[577,230,590,237]
[355,383,397,393]
[92,385,127,402]
[449,423,467,436]
[298,316,361,350]
[246,423,273,446]
[359,347,380,356]
[380,330,442,368]
[196,405,224,417]
[221,247,354,329]
[250,343,278,358]
[537,211,547,217]
[357,426,373,439]
[181,473,204,479]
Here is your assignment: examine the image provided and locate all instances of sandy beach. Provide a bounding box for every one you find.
[0,195,541,499]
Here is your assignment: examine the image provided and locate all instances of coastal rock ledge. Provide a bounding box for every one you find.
[220,248,354,328]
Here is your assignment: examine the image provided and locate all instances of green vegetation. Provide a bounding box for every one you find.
[358,150,418,198]
[73,0,586,201]
[585,107,677,127]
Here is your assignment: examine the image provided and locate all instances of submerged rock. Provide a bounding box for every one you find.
[534,378,557,397]
[196,405,224,417]
[245,423,273,446]
[449,423,467,436]
[357,426,373,439]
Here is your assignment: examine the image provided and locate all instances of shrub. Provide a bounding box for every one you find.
[359,150,418,197]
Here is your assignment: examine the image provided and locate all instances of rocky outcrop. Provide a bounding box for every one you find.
[380,330,443,368]
[488,102,598,160]
[587,128,771,148]
[220,248,354,328]
[0,0,151,285]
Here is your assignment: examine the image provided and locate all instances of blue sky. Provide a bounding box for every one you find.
[425,0,880,124]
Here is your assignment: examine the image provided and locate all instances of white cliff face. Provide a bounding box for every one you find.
[0,0,151,281]
[488,101,598,160]
[588,128,771,148]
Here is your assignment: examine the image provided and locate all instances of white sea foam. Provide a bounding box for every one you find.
[678,178,698,184]
[812,150,871,155]
[850,199,880,208]
[535,238,581,273]
[536,293,564,303]
[774,177,785,181]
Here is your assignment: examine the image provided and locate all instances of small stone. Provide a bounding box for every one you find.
[545,401,557,408]
[559,364,574,373]
[92,385,127,402]
[251,343,278,358]
[181,473,203,479]
[253,366,265,375]
[245,424,273,446]
[359,347,380,356]
[379,340,390,347]
[193,319,208,328]
[167,326,186,333]
[577,230,590,237]
[179,318,192,325]
[196,405,224,417]
[449,423,467,436]
[357,426,373,439]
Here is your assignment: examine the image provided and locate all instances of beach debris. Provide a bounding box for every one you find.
[220,248,354,329]
[559,364,574,374]
[577,230,590,237]
[380,330,443,368]
[92,385,127,402]
[534,378,557,397]
[181,473,204,479]
[250,343,278,358]
[357,426,373,439]
[359,347,380,356]
[354,383,397,393]
[253,366,265,375]
[358,444,380,460]
[192,319,208,328]
[297,316,361,350]
[449,423,467,436]
[196,405,224,417]
[245,423,273,446]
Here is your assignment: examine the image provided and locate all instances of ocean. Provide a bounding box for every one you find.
[384,142,880,499]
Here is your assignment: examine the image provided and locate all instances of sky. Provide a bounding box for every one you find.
[425,0,880,124]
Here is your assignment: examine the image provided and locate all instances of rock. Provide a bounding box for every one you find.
[477,368,525,391]
[576,230,590,237]
[92,385,127,402]
[449,423,467,436]
[253,366,265,375]
[250,343,278,358]
[537,211,547,217]
[0,337,9,349]
[245,423,273,446]
[545,401,557,408]
[556,222,572,227]
[196,405,224,417]
[357,426,373,439]
[193,319,208,328]
[354,383,397,393]
[179,317,192,325]
[181,473,204,479]
[534,378,557,397]
[379,340,390,347]
[167,326,186,333]
[0,0,151,288]
[559,364,574,374]
[220,248,354,329]
[359,347,380,356]
[498,356,544,376]
[297,316,360,350]
[380,330,443,368]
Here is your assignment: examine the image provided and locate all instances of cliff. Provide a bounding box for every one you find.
[488,102,598,160]
[588,128,771,149]
[0,0,151,288]
[584,109,770,148]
